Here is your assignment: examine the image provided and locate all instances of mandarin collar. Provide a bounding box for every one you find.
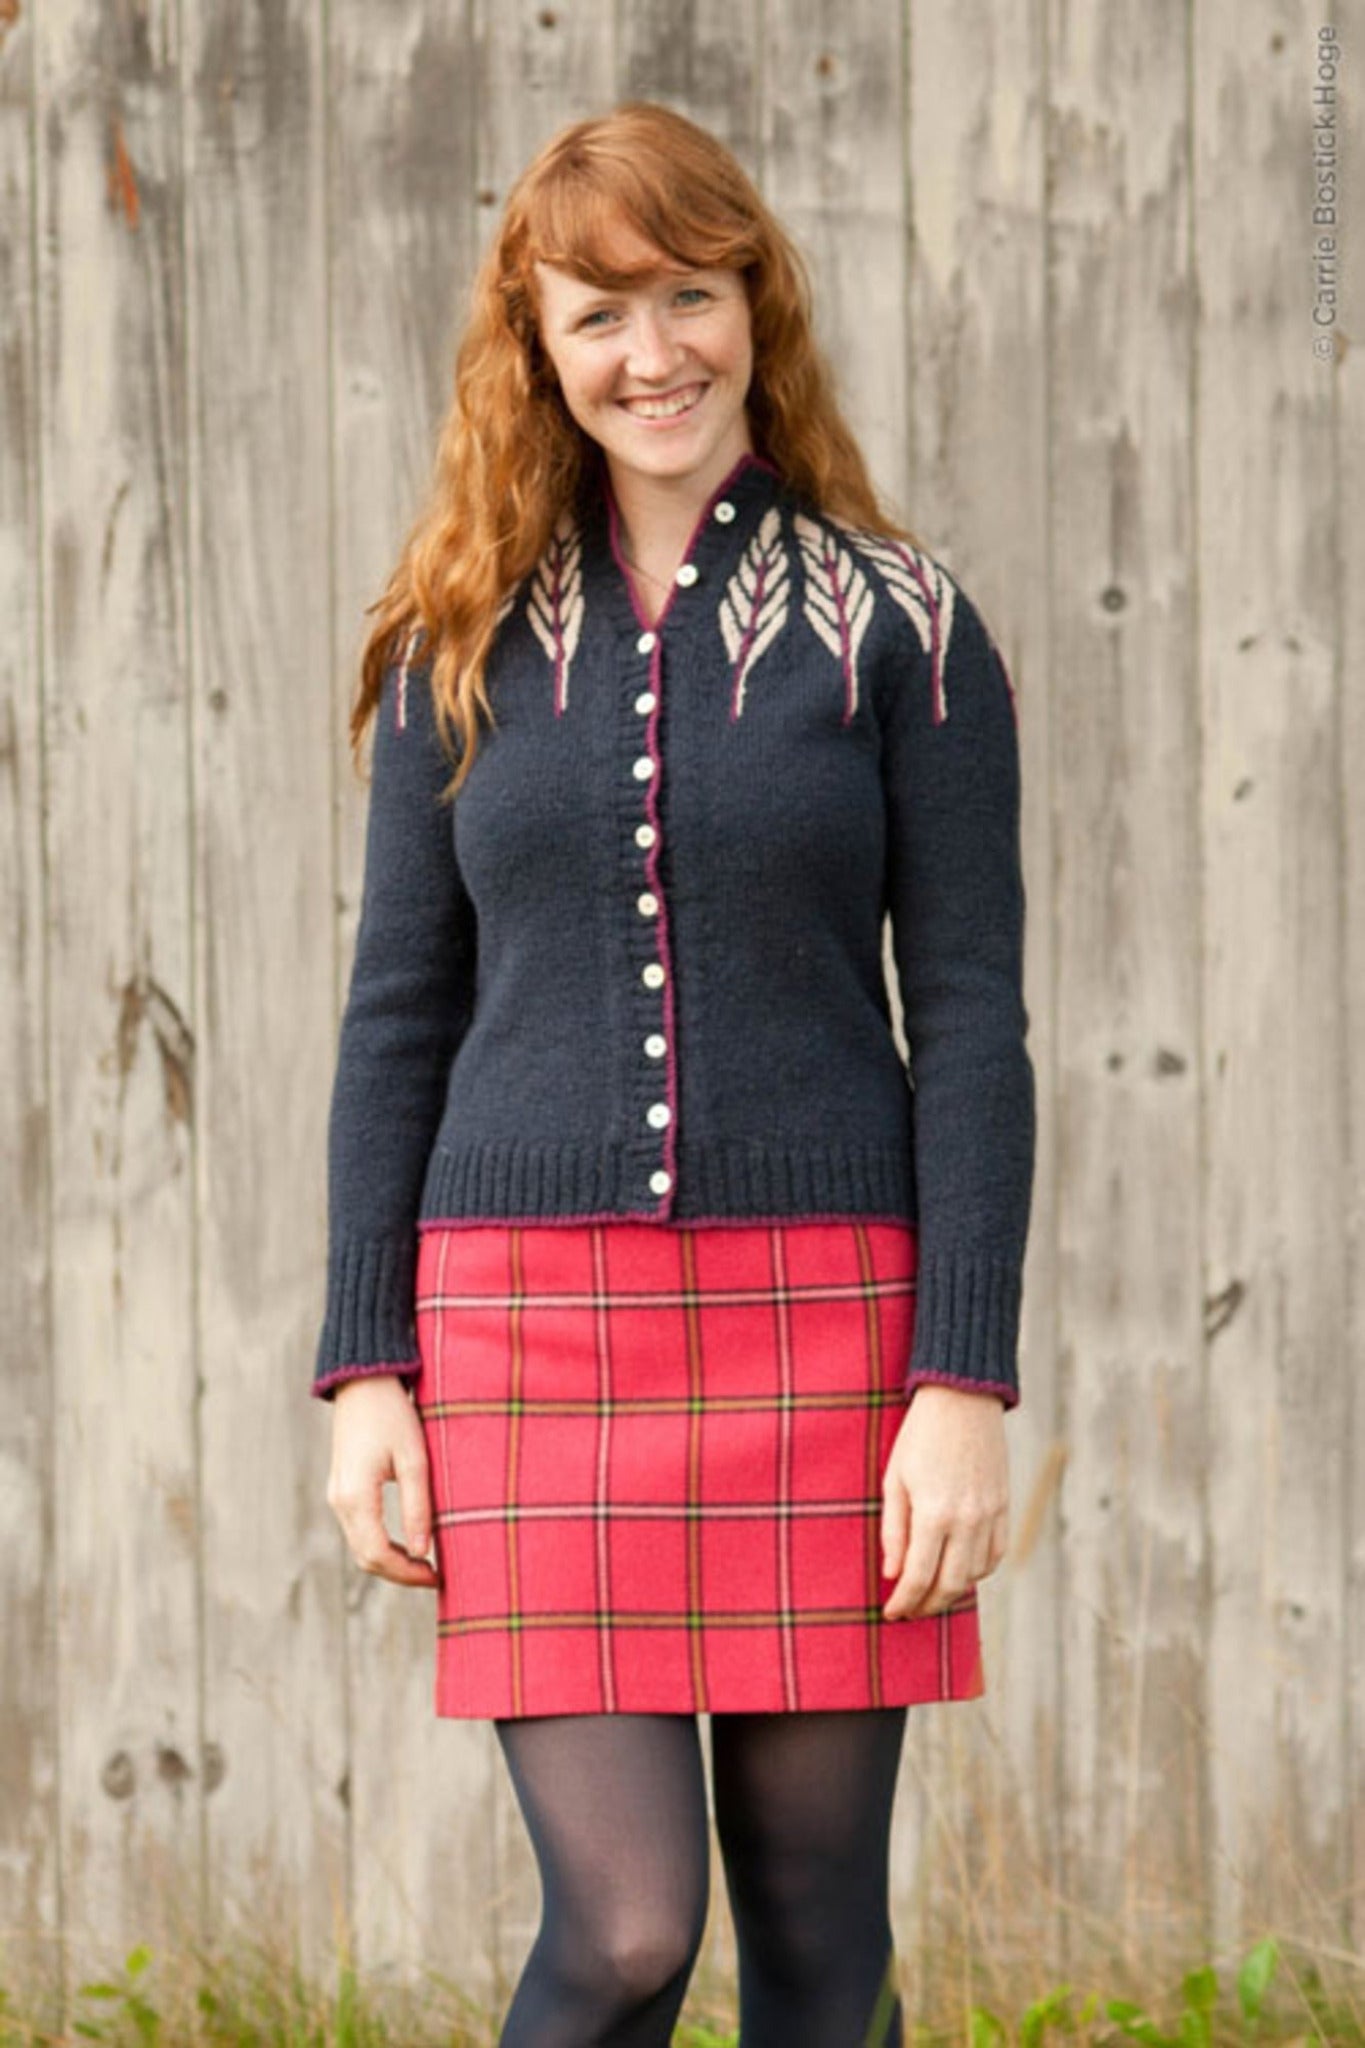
[577,450,790,646]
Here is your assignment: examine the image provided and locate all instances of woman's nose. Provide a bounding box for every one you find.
[623,306,681,380]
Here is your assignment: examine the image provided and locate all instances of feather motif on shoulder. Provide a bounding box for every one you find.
[836,525,958,725]
[394,622,425,732]
[716,508,791,718]
[526,512,584,714]
[793,513,875,720]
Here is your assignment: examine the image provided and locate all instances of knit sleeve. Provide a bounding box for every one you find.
[311,649,477,1401]
[878,573,1036,1411]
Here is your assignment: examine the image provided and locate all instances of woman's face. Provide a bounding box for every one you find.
[532,220,754,501]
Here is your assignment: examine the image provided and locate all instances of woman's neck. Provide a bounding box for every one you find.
[605,434,755,593]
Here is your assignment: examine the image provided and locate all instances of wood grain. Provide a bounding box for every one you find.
[1,0,1359,2008]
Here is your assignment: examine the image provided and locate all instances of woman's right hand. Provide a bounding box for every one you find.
[326,1375,440,1588]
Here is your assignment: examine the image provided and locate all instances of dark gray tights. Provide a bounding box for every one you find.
[493,1706,908,2046]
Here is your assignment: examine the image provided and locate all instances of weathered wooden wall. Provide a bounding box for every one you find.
[2,0,1361,2023]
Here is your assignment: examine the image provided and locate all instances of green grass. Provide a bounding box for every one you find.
[0,1929,1361,2047]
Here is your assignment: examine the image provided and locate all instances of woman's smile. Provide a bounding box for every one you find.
[617,381,710,424]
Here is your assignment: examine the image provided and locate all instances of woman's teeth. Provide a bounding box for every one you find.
[621,385,705,419]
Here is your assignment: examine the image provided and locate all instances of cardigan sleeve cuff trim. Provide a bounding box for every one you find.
[312,1359,421,1403]
[903,1247,1022,1409]
[313,1233,419,1396]
[903,1369,1018,1412]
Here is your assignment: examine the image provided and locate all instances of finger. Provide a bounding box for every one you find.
[352,1524,440,1589]
[883,1523,946,1620]
[395,1446,434,1563]
[378,1544,441,1589]
[880,1474,910,1584]
[335,1497,439,1589]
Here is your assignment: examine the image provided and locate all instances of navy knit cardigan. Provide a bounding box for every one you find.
[312,451,1036,1407]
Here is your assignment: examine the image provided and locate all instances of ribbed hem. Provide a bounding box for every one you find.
[313,1233,419,1393]
[311,1359,421,1404]
[419,1136,916,1222]
[905,1370,1018,1412]
[904,1248,1022,1408]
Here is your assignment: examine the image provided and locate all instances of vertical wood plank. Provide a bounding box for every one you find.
[476,0,618,243]
[1336,0,1365,1966]
[1196,1,1350,1947]
[618,0,759,160]
[903,0,1059,1978]
[325,0,498,2006]
[760,0,907,507]
[39,0,202,1974]
[183,0,344,1971]
[0,0,61,2013]
[1047,0,1210,1956]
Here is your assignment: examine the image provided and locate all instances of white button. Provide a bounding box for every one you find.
[633,755,655,780]
[714,500,736,523]
[635,691,656,715]
[647,1102,671,1129]
[645,1033,666,1058]
[675,563,699,587]
[637,892,658,917]
[642,962,665,988]
[649,1169,672,1194]
[636,823,657,849]
[636,630,657,654]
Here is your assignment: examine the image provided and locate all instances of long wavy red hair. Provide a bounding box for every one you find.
[350,99,921,795]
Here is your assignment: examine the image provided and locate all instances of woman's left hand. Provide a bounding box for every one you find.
[880,1383,1010,1619]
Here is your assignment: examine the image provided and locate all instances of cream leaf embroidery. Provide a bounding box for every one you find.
[394,622,425,732]
[717,508,791,718]
[793,513,875,719]
[527,513,585,714]
[837,525,958,725]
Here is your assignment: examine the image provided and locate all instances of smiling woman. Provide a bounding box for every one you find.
[314,97,1034,2048]
[531,245,755,616]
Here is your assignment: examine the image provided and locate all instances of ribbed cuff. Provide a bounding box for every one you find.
[904,1369,1017,1412]
[904,1247,1022,1409]
[313,1233,419,1396]
[311,1359,421,1404]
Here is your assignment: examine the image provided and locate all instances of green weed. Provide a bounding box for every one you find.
[1,1929,1362,2047]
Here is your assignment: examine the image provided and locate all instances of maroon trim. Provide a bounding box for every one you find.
[602,448,783,1226]
[312,1359,419,1399]
[417,1210,920,1233]
[904,1369,1017,1411]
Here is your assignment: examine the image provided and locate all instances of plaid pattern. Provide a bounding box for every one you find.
[413,1216,985,1719]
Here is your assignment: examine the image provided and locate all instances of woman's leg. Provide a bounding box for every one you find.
[710,1705,909,2048]
[493,1711,711,2047]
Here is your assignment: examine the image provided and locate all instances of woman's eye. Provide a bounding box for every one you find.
[578,307,617,329]
[675,286,711,306]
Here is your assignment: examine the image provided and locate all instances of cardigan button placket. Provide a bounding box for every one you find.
[630,594,679,1214]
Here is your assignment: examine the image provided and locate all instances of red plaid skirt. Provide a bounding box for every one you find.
[412,1216,985,1720]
